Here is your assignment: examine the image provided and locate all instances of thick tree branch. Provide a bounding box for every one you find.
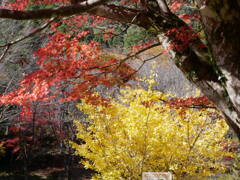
[0,0,109,19]
[88,5,150,28]
[0,2,151,29]
[152,1,240,138]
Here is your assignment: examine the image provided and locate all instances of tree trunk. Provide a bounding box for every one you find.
[155,0,240,139]
[197,0,240,138]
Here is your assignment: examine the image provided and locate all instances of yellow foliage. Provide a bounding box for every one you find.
[71,87,234,179]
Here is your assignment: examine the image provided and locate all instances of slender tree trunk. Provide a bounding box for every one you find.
[23,147,29,180]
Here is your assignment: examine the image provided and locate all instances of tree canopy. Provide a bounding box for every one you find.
[0,0,240,139]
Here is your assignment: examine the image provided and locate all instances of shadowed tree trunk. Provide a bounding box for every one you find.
[150,0,240,139]
[196,0,240,138]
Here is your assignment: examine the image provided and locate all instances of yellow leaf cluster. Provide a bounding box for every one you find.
[70,88,234,179]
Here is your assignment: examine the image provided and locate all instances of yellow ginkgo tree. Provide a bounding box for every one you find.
[70,87,234,180]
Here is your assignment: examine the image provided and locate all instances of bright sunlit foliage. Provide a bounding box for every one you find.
[71,85,234,179]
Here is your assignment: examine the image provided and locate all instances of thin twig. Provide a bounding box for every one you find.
[121,52,163,81]
[0,17,56,63]
[158,98,216,109]
[0,17,56,48]
[0,45,10,62]
[80,42,161,72]
[0,18,57,48]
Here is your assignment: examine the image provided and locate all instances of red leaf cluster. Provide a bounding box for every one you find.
[166,96,214,108]
[0,30,136,105]
[165,26,204,52]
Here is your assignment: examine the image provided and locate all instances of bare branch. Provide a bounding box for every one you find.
[0,0,109,19]
[0,45,10,62]
[122,52,163,81]
[0,3,151,30]
[79,42,161,71]
[88,5,150,28]
[0,17,56,63]
[0,17,56,48]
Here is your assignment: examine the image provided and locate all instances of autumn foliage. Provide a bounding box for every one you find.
[0,0,239,178]
[0,0,202,108]
[71,85,233,179]
[0,31,135,105]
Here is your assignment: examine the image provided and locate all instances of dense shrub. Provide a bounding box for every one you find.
[71,87,233,179]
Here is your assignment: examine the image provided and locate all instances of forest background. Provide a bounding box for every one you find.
[0,0,240,179]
